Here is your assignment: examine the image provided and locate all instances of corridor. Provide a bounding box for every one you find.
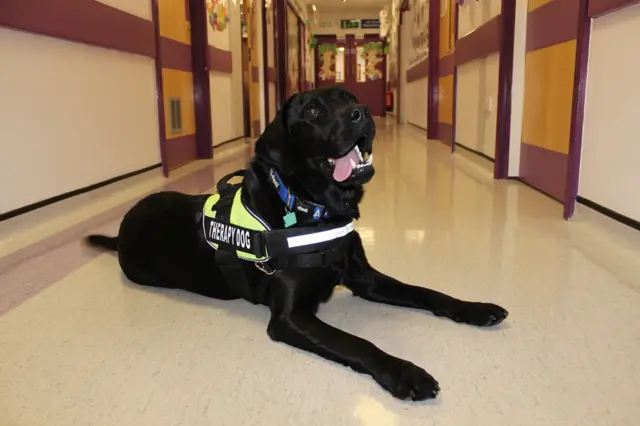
[1,122,639,426]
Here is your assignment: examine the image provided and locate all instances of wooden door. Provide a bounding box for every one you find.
[315,36,350,89]
[349,35,386,117]
[314,34,386,116]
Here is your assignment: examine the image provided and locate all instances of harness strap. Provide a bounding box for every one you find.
[269,249,345,270]
[216,169,245,194]
[212,187,257,303]
[204,170,354,303]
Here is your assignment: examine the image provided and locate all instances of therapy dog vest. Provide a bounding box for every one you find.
[202,170,355,302]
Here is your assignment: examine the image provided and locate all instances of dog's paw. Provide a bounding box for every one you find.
[373,357,440,401]
[446,302,509,327]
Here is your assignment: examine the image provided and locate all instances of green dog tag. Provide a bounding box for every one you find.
[283,211,297,228]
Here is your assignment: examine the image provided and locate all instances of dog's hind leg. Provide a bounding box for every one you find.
[345,233,509,327]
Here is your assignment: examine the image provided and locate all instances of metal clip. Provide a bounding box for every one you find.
[255,262,276,275]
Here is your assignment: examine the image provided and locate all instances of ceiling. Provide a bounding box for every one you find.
[300,0,389,13]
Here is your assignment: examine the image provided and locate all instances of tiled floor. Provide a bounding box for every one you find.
[1,122,639,426]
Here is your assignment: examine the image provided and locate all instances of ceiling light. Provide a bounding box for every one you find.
[312,4,316,11]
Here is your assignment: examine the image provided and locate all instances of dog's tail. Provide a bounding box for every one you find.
[86,234,119,252]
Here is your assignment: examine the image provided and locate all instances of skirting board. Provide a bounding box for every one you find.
[455,142,495,163]
[577,196,640,231]
[0,164,161,222]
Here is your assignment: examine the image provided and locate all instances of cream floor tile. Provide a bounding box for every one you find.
[1,123,639,426]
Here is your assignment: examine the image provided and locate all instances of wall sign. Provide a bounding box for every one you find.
[409,0,429,67]
[340,19,360,29]
[206,0,229,32]
[360,18,380,29]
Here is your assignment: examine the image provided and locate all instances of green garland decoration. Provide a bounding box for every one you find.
[318,43,337,54]
[362,42,383,53]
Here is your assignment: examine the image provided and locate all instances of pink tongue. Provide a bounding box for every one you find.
[332,149,360,182]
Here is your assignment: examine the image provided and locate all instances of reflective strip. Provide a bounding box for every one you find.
[286,222,355,248]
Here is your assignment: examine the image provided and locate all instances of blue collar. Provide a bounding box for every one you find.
[269,169,330,221]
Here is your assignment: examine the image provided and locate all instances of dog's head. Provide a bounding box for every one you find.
[255,87,375,218]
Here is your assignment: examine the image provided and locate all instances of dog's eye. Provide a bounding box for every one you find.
[305,106,320,119]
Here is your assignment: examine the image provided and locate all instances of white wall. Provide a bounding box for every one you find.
[0,27,160,213]
[403,4,428,129]
[507,0,528,176]
[407,0,428,69]
[94,0,152,20]
[579,3,640,221]
[483,54,499,158]
[455,54,499,157]
[458,0,501,37]
[456,61,482,148]
[454,0,501,158]
[208,0,244,145]
[407,78,428,129]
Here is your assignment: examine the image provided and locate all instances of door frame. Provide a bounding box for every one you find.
[150,0,213,176]
[189,0,213,160]
[150,0,169,176]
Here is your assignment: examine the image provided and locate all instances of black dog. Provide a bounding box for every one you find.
[87,87,508,401]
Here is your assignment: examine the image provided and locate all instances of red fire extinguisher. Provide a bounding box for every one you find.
[385,91,394,112]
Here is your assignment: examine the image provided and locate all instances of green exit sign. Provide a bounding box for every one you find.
[340,19,360,29]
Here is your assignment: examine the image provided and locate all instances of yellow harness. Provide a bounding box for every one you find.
[202,169,356,302]
[203,188,271,262]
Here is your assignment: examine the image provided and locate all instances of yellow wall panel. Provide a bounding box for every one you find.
[158,0,191,44]
[439,0,456,57]
[528,0,554,12]
[438,75,455,124]
[521,40,576,154]
[162,68,196,139]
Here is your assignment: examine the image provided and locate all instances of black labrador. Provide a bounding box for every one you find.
[86,87,508,401]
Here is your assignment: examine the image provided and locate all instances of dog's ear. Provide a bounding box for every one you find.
[254,94,298,176]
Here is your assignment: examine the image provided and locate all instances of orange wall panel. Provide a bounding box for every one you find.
[157,0,195,142]
[161,69,196,139]
[158,0,191,44]
[436,0,456,131]
[528,0,555,12]
[521,40,576,154]
[438,74,455,124]
[439,0,456,58]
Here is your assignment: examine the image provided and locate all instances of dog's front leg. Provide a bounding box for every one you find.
[267,289,439,400]
[345,233,508,327]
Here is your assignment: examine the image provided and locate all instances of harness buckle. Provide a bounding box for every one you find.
[255,262,276,275]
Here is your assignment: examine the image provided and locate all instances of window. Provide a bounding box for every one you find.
[355,46,366,82]
[335,46,345,83]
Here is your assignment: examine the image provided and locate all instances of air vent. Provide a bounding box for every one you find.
[168,97,183,134]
